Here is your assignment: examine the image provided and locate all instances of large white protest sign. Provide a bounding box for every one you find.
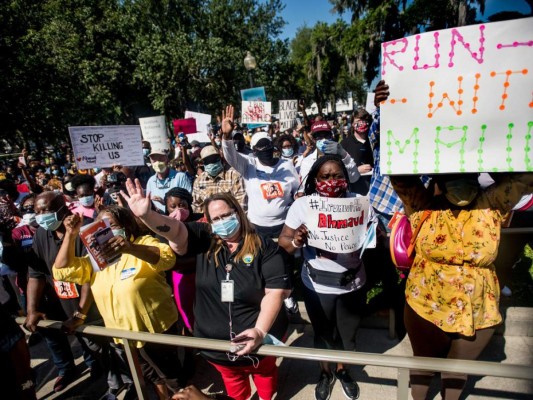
[139,116,169,153]
[306,196,370,254]
[184,110,211,143]
[68,126,144,169]
[241,101,272,125]
[279,100,298,131]
[380,18,533,174]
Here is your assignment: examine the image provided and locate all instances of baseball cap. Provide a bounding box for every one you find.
[311,120,332,135]
[149,149,168,158]
[200,145,219,160]
[250,131,271,148]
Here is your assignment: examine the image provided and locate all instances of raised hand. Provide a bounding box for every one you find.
[120,178,152,218]
[374,80,390,107]
[221,105,235,139]
[63,213,83,236]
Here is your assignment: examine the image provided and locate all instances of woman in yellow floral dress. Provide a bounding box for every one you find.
[390,172,533,400]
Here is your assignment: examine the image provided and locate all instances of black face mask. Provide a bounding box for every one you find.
[254,147,275,165]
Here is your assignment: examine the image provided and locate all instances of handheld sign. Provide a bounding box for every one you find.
[380,17,533,174]
[279,100,298,131]
[241,101,272,125]
[184,111,211,143]
[68,126,144,169]
[139,116,169,154]
[241,87,267,128]
[306,196,370,254]
[172,118,197,135]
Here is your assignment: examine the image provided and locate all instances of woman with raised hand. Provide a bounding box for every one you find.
[52,205,182,399]
[121,179,292,400]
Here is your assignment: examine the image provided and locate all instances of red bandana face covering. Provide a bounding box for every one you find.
[315,178,348,197]
[354,120,369,134]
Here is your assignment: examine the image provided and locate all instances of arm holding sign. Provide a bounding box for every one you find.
[279,223,308,255]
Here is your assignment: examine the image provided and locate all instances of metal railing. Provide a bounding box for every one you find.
[17,317,533,400]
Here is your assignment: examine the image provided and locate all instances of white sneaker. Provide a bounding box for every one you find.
[284,296,299,314]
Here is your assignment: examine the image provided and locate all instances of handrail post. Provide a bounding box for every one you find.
[122,338,149,400]
[397,368,410,400]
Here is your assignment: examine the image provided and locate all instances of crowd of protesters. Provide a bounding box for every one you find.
[0,84,532,400]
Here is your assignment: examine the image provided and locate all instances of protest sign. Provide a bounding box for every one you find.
[305,196,370,254]
[172,118,197,135]
[68,126,144,169]
[279,100,298,131]
[184,111,211,142]
[241,87,267,128]
[380,18,533,174]
[139,116,169,153]
[241,101,272,125]
[365,92,376,114]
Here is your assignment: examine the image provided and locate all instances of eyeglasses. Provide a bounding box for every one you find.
[211,211,236,223]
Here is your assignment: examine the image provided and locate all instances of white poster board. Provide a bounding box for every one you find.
[279,100,298,131]
[139,116,169,153]
[380,18,533,174]
[241,101,272,125]
[68,126,144,169]
[184,110,211,143]
[306,196,370,253]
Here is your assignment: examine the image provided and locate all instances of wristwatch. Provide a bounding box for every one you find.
[72,311,87,321]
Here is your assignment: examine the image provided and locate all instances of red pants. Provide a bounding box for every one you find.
[209,356,278,400]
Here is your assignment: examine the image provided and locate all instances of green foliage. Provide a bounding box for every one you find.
[0,0,297,148]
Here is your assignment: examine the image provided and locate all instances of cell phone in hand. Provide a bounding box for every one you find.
[231,335,254,344]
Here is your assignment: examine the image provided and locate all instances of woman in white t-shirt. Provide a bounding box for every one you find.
[220,106,299,238]
[279,155,372,400]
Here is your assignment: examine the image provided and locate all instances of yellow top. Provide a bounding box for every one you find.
[53,235,178,347]
[392,173,533,337]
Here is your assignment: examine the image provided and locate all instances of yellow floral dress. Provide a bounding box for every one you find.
[391,174,533,337]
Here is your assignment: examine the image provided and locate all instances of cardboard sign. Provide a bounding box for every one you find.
[241,101,272,125]
[241,87,267,128]
[139,116,169,153]
[172,118,197,135]
[380,18,533,174]
[279,100,298,131]
[306,196,370,253]
[184,110,211,143]
[68,126,144,169]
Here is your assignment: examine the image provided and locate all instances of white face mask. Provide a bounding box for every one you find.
[152,161,168,174]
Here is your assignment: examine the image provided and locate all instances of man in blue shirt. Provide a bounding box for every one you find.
[146,150,192,212]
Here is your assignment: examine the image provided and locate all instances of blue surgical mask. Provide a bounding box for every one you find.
[211,214,240,239]
[35,206,64,231]
[316,139,331,153]
[79,195,95,207]
[282,148,294,158]
[262,333,286,346]
[143,148,150,157]
[112,228,127,239]
[204,161,223,177]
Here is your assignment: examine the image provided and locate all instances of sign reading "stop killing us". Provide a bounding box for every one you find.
[380,17,533,175]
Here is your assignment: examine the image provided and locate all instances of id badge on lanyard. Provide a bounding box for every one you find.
[221,263,234,302]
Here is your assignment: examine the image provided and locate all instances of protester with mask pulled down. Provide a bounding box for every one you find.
[121,180,291,400]
[192,145,247,213]
[146,150,192,213]
[220,106,298,238]
[298,120,361,194]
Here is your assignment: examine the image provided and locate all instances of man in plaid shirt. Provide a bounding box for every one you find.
[192,145,247,213]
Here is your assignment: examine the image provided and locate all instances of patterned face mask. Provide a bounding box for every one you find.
[315,178,348,198]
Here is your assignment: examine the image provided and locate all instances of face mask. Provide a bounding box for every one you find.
[169,207,190,222]
[444,179,479,207]
[315,178,348,198]
[79,195,95,207]
[35,206,64,231]
[22,213,37,226]
[52,170,60,176]
[211,214,240,239]
[316,139,332,153]
[254,147,274,165]
[112,228,127,239]
[282,148,294,158]
[262,333,286,346]
[93,168,101,174]
[215,139,222,147]
[354,120,369,134]
[204,161,224,177]
[152,161,168,174]
[143,148,150,157]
